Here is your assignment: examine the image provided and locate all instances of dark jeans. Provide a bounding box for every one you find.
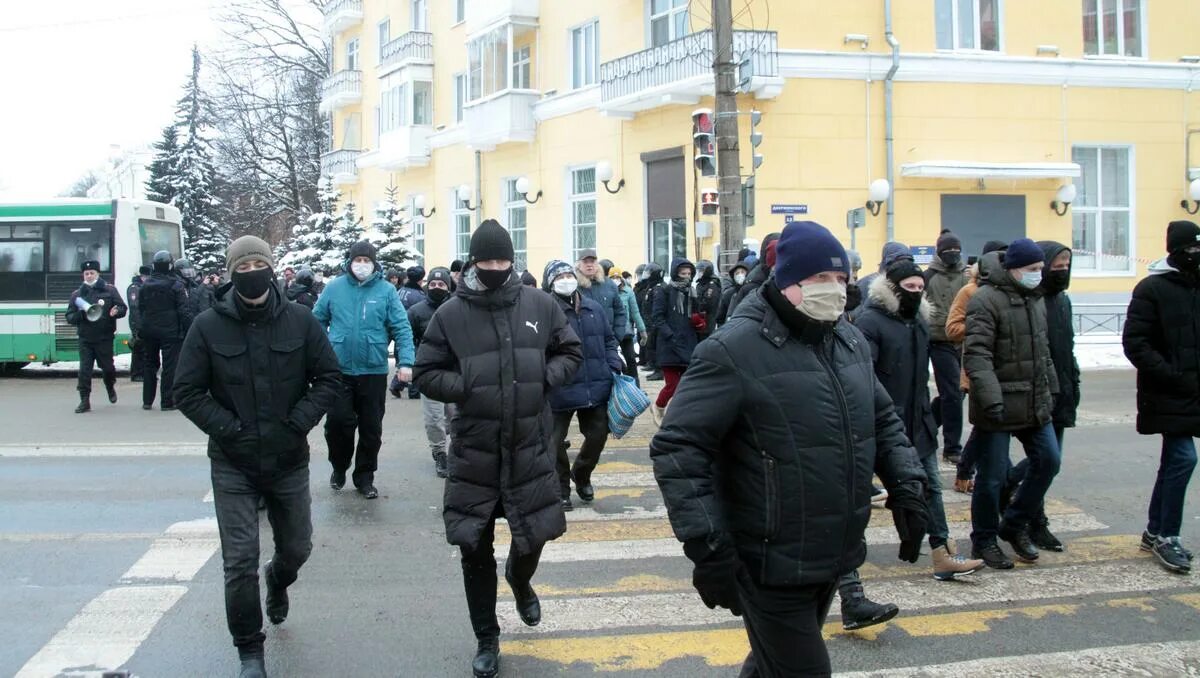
[1009,425,1066,525]
[77,338,116,396]
[929,342,964,456]
[210,456,312,655]
[1147,435,1198,538]
[460,505,543,641]
[644,329,658,369]
[919,452,950,548]
[129,338,145,380]
[737,572,838,678]
[956,427,979,481]
[619,335,639,385]
[553,406,609,494]
[142,336,181,407]
[324,373,388,488]
[970,423,1061,546]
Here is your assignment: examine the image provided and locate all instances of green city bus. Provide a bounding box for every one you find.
[0,199,183,374]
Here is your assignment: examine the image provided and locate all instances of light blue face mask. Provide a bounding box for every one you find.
[1018,270,1042,289]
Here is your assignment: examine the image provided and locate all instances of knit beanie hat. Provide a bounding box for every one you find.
[427,266,453,288]
[774,221,850,289]
[519,270,538,287]
[226,235,275,271]
[469,219,515,263]
[886,260,923,285]
[406,265,425,283]
[348,240,377,263]
[450,260,464,273]
[1166,220,1200,253]
[982,240,1008,255]
[937,230,963,253]
[1004,238,1043,269]
[542,259,574,291]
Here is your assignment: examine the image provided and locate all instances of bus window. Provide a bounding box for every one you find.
[0,242,45,273]
[49,222,112,272]
[12,224,43,239]
[139,219,182,265]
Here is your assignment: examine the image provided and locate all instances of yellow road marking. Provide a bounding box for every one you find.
[1171,593,1200,611]
[592,461,652,474]
[592,487,653,500]
[1106,597,1158,612]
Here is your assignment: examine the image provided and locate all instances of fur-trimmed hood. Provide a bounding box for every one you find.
[867,274,930,321]
[575,265,606,288]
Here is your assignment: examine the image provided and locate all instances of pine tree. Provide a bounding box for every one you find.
[145,125,180,205]
[278,178,362,274]
[368,185,416,271]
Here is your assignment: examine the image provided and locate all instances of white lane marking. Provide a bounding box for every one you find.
[589,471,658,488]
[15,585,187,678]
[202,489,214,503]
[498,559,1193,635]
[0,443,208,458]
[503,512,1108,563]
[835,639,1200,678]
[120,518,221,583]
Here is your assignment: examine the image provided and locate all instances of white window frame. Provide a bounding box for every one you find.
[566,165,598,262]
[378,19,391,61]
[570,20,600,90]
[1082,0,1147,59]
[513,45,532,91]
[454,0,465,25]
[452,188,472,263]
[934,0,1003,52]
[467,26,511,102]
[647,0,688,48]
[411,0,428,32]
[346,38,360,71]
[453,72,467,123]
[1071,144,1137,277]
[408,194,425,264]
[412,80,432,126]
[503,178,529,272]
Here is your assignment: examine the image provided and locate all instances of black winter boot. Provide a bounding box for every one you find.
[264,561,289,624]
[75,395,91,414]
[999,521,1039,562]
[238,653,267,678]
[105,380,118,404]
[472,637,500,677]
[505,571,541,627]
[839,581,899,630]
[1028,512,1064,552]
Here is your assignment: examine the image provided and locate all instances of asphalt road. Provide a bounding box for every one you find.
[1,366,1198,677]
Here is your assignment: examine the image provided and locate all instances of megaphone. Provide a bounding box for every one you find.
[74,296,104,322]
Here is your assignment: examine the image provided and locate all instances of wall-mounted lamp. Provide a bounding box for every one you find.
[596,161,625,194]
[514,176,543,204]
[413,193,436,218]
[1036,45,1061,57]
[865,178,890,217]
[1051,183,1078,216]
[1179,56,1200,64]
[457,184,478,211]
[844,34,870,50]
[1182,178,1200,215]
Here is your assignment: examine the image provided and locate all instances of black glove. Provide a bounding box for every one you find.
[683,536,744,616]
[886,483,929,563]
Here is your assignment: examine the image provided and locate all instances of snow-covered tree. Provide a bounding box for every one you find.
[367,185,416,271]
[278,177,363,274]
[145,126,180,205]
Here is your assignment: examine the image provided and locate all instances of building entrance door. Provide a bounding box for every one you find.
[940,194,1026,257]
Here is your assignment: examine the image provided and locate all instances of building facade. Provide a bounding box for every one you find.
[320,0,1200,294]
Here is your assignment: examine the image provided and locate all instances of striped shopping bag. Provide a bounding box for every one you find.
[607,373,651,438]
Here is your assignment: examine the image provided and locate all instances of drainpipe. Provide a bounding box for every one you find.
[884,0,900,241]
[474,150,483,227]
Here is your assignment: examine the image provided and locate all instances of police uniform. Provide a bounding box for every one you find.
[126,266,150,381]
[66,260,127,413]
[139,251,193,410]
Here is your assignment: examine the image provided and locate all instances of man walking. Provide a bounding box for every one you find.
[313,240,414,499]
[651,221,928,677]
[576,249,628,344]
[407,266,456,477]
[1124,220,1200,574]
[175,236,341,678]
[693,259,722,337]
[926,231,969,464]
[139,250,193,411]
[398,265,427,309]
[176,257,215,329]
[414,220,582,678]
[66,260,127,413]
[126,265,150,382]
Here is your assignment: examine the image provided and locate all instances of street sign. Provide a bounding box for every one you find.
[771,204,808,214]
[784,215,795,224]
[911,245,936,265]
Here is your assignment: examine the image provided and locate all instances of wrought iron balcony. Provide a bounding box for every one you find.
[599,30,781,116]
[323,0,364,35]
[321,149,361,185]
[380,31,434,74]
[320,70,362,113]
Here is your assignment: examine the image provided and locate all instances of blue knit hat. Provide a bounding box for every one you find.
[1004,238,1043,269]
[542,259,574,291]
[774,221,850,289]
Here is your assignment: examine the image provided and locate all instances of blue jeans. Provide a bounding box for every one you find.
[1147,436,1198,538]
[919,453,950,548]
[929,342,964,456]
[970,423,1061,546]
[1009,425,1065,524]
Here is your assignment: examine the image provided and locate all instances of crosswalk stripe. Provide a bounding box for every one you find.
[0,443,209,457]
[119,518,220,583]
[497,559,1193,635]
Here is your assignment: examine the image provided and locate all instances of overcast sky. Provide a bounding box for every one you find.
[0,0,222,199]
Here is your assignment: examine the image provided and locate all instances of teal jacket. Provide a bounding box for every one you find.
[313,267,415,375]
[618,285,645,336]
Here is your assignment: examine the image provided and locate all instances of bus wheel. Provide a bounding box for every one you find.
[0,362,29,376]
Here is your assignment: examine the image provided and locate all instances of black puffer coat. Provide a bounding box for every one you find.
[413,271,583,554]
[1123,257,1200,437]
[181,276,215,327]
[650,286,926,586]
[138,271,192,341]
[727,232,781,316]
[651,258,699,368]
[1038,241,1080,428]
[964,256,1059,432]
[66,278,128,343]
[854,277,938,458]
[174,284,342,476]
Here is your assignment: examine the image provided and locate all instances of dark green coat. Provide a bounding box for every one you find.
[924,256,968,343]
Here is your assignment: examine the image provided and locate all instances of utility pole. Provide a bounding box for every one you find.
[711,0,743,271]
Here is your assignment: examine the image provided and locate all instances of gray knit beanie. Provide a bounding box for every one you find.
[226,235,275,271]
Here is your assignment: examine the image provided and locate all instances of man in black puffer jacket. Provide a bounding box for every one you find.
[635,263,664,378]
[67,260,128,413]
[176,257,214,330]
[285,268,319,309]
[413,220,582,678]
[726,231,781,316]
[651,221,927,677]
[408,266,455,477]
[174,236,342,678]
[1123,220,1200,574]
[139,251,193,410]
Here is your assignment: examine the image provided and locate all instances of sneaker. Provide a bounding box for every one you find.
[1153,537,1193,574]
[330,470,346,490]
[931,544,984,581]
[972,541,1014,570]
[839,583,899,630]
[142,403,153,411]
[1028,522,1064,552]
[650,403,665,426]
[871,486,888,505]
[942,451,961,465]
[1142,531,1194,561]
[998,522,1039,562]
[646,370,664,382]
[357,484,379,499]
[561,496,573,512]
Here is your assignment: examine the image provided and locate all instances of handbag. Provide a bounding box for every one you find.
[607,372,651,438]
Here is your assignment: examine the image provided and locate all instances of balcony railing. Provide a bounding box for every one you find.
[321,149,361,184]
[319,70,362,113]
[600,30,780,114]
[380,31,434,72]
[323,0,364,35]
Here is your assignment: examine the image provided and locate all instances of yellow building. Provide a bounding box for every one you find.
[319,0,1200,296]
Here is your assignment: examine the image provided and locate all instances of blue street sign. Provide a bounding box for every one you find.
[911,245,936,265]
[784,215,795,224]
[771,204,809,215]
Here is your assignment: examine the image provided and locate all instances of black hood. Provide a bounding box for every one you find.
[1037,240,1072,293]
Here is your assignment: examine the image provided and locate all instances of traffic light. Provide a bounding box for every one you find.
[701,189,719,216]
[750,109,764,171]
[692,108,716,177]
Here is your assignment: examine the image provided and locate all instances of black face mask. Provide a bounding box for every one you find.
[427,288,450,306]
[231,267,274,300]
[1170,250,1200,273]
[1042,269,1071,294]
[940,251,962,267]
[897,289,923,318]
[476,267,511,290]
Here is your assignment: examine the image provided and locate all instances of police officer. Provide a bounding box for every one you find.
[139,251,192,411]
[176,257,215,329]
[127,265,150,382]
[67,260,128,413]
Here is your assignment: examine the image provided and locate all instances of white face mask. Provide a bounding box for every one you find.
[83,278,97,287]
[795,281,848,322]
[1018,270,1042,290]
[553,278,579,297]
[351,262,374,281]
[734,272,747,285]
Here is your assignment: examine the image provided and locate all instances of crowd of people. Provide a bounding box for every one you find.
[62,216,1200,678]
